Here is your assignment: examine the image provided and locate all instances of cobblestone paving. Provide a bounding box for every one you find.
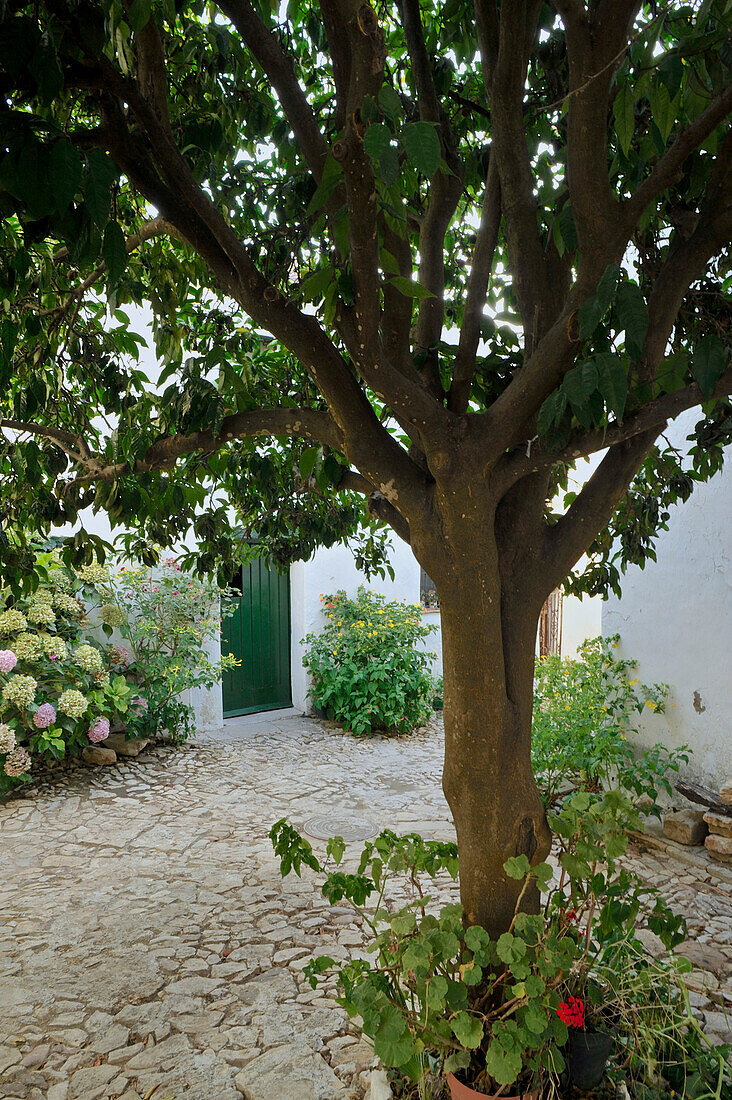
[1,713,730,1100]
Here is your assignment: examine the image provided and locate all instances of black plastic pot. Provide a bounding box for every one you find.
[568,1030,613,1090]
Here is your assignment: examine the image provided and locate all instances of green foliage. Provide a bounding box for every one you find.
[86,557,237,743]
[532,636,688,810]
[302,588,436,735]
[0,1,730,587]
[270,794,730,1096]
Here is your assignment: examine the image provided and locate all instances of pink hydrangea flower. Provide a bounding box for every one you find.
[0,650,17,673]
[33,703,57,729]
[87,717,110,743]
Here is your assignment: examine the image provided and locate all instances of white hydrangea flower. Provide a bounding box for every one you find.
[58,689,88,719]
[52,593,82,615]
[0,609,28,635]
[26,603,56,626]
[0,723,16,753]
[29,589,54,607]
[13,633,43,661]
[4,745,31,777]
[74,562,109,585]
[2,675,37,708]
[98,603,125,627]
[74,644,104,673]
[42,636,68,660]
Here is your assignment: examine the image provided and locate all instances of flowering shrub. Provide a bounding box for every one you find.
[86,558,237,743]
[0,551,134,792]
[302,588,436,735]
[532,636,688,811]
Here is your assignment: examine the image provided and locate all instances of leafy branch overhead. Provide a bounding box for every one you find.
[0,0,730,594]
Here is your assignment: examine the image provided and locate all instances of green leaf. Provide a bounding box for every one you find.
[555,203,577,257]
[692,334,727,399]
[378,144,400,187]
[615,281,649,357]
[388,276,433,299]
[85,149,118,229]
[450,1011,483,1049]
[373,1005,415,1068]
[649,81,674,144]
[613,82,635,155]
[29,32,63,105]
[364,123,393,161]
[484,1038,523,1087]
[401,122,441,179]
[306,155,343,216]
[504,854,531,880]
[326,834,346,864]
[595,263,620,315]
[298,267,333,304]
[537,389,567,437]
[562,362,600,426]
[378,84,402,124]
[49,141,82,213]
[299,446,319,480]
[102,220,128,283]
[128,0,152,31]
[596,352,629,420]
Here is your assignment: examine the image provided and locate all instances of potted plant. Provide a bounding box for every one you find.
[557,993,613,1090]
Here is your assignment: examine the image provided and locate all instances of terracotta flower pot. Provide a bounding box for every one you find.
[446,1073,538,1100]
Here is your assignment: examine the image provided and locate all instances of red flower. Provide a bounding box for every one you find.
[557,996,585,1029]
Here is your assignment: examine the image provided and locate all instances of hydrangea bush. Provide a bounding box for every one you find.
[0,551,133,793]
[303,588,436,735]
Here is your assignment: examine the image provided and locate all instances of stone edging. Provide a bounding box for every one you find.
[629,827,732,887]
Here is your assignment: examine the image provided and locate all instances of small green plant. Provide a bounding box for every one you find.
[532,636,688,811]
[270,787,730,1098]
[302,588,436,735]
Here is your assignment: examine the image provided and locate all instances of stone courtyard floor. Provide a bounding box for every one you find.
[1,712,731,1100]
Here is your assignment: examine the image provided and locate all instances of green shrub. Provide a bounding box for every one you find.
[532,636,688,811]
[302,587,436,735]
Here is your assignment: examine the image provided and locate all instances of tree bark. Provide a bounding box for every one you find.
[427,531,552,937]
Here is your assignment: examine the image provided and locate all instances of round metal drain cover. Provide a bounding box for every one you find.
[303,815,378,842]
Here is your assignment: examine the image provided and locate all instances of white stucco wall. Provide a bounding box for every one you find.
[602,411,731,786]
[561,591,602,658]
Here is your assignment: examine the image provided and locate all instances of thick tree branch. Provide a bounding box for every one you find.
[624,80,732,230]
[338,469,412,543]
[542,429,659,589]
[70,408,344,484]
[449,158,501,414]
[216,0,329,180]
[479,0,556,352]
[556,0,639,280]
[494,366,732,495]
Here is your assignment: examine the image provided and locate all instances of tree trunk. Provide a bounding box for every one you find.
[433,550,551,938]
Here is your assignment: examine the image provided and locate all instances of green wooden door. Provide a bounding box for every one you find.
[221,559,291,717]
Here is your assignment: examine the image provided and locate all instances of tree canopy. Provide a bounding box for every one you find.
[0,0,730,589]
